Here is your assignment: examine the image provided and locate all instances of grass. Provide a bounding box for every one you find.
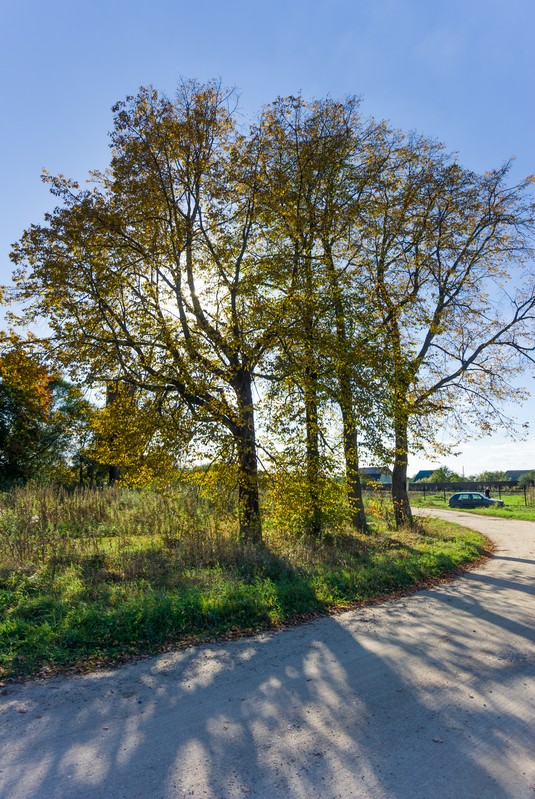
[0,485,489,681]
[410,490,535,521]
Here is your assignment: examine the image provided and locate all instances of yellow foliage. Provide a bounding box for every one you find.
[265,471,351,538]
[0,335,53,421]
[89,385,177,489]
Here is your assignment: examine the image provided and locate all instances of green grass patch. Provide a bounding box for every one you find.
[0,486,488,680]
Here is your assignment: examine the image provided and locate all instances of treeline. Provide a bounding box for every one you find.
[4,81,535,540]
[416,467,535,486]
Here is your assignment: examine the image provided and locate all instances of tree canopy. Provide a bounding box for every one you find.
[0,334,93,485]
[475,470,510,483]
[420,466,464,484]
[518,470,535,488]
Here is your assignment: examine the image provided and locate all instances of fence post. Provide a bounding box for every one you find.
[525,485,527,507]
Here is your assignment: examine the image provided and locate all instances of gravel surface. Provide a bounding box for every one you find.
[1,508,534,799]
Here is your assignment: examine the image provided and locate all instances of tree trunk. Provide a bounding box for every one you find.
[234,370,262,544]
[304,366,322,538]
[338,374,367,532]
[301,242,323,539]
[105,382,120,486]
[323,246,367,532]
[392,415,412,528]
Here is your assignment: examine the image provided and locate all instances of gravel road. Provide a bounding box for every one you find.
[1,509,534,799]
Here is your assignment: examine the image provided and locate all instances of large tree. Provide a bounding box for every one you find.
[255,96,385,533]
[10,81,286,542]
[255,96,342,535]
[359,142,535,526]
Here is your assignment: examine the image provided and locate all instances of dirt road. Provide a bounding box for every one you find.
[1,509,534,799]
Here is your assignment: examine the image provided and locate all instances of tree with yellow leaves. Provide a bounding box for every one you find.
[10,81,291,542]
[358,140,535,526]
[0,334,52,482]
[0,333,93,484]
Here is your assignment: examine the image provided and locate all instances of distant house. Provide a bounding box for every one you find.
[360,467,392,485]
[505,470,533,482]
[412,469,434,482]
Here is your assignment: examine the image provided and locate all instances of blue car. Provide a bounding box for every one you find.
[448,492,504,509]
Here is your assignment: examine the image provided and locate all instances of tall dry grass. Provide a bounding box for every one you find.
[0,484,242,573]
[0,482,376,582]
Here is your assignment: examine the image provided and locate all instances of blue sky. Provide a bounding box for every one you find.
[1,0,534,475]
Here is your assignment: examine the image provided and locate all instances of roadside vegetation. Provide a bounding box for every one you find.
[0,484,487,681]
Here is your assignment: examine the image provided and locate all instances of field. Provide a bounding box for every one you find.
[0,484,488,681]
[410,490,535,521]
